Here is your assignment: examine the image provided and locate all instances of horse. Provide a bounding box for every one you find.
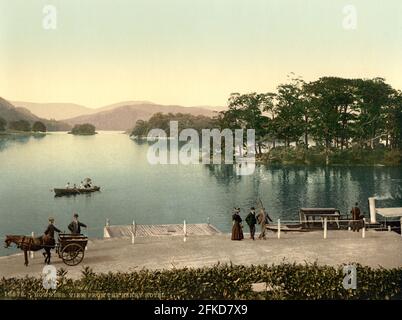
[4,234,55,266]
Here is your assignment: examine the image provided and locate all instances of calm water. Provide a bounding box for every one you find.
[0,132,401,256]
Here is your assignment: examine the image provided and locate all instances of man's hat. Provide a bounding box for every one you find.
[48,217,55,222]
[251,207,255,210]
[73,213,79,218]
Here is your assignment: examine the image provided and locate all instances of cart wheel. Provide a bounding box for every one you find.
[61,243,84,266]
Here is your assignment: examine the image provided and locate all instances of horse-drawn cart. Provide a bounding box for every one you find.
[56,234,88,266]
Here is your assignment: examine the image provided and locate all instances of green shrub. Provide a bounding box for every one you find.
[8,120,31,132]
[32,121,47,132]
[383,149,402,166]
[69,123,96,135]
[1,263,401,300]
[260,146,402,166]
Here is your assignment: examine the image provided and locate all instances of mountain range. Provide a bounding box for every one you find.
[3,99,221,131]
[0,98,70,131]
[11,101,91,120]
[13,100,220,131]
[63,103,218,131]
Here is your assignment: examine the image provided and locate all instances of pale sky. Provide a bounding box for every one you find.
[1,0,402,108]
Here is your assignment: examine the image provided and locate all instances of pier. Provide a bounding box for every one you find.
[104,223,221,238]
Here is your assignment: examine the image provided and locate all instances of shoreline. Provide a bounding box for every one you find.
[0,131,48,136]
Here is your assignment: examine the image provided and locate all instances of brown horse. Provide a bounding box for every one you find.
[4,234,55,266]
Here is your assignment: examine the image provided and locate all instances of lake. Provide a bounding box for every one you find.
[0,132,401,256]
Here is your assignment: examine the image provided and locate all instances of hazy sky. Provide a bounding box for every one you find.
[1,0,402,108]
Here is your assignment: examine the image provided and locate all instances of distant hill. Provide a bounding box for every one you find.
[0,97,70,131]
[12,101,92,120]
[96,100,157,112]
[63,103,218,131]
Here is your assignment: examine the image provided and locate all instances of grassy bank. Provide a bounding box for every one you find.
[258,146,402,166]
[1,263,401,300]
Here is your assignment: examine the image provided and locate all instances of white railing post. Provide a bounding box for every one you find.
[207,217,210,226]
[388,225,391,232]
[400,218,402,238]
[183,220,187,242]
[277,219,281,239]
[368,197,377,223]
[323,217,327,239]
[131,220,135,244]
[362,218,366,239]
[30,232,34,259]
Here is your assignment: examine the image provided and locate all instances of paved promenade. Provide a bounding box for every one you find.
[1,230,401,279]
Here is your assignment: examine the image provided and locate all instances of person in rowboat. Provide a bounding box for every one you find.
[83,178,93,189]
[65,182,71,189]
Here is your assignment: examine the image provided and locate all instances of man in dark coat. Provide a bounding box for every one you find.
[44,217,61,249]
[68,213,87,235]
[245,207,257,240]
[350,202,363,232]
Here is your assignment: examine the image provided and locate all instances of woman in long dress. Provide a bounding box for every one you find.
[231,208,244,241]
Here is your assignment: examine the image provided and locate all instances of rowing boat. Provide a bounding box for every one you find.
[54,186,101,197]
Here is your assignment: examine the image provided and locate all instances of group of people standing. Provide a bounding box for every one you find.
[231,207,273,241]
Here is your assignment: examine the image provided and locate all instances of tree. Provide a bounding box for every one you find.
[9,120,31,132]
[353,78,394,148]
[304,77,358,151]
[261,93,278,148]
[0,117,6,131]
[32,121,47,132]
[271,78,308,147]
[70,123,96,135]
[131,113,216,137]
[386,91,402,149]
[131,119,148,137]
[219,93,269,154]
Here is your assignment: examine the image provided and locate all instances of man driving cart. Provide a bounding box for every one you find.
[68,213,87,235]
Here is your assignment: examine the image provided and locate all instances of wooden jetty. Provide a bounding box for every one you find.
[104,223,222,238]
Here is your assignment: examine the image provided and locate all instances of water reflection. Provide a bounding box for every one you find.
[0,134,33,151]
[204,164,242,186]
[32,133,46,140]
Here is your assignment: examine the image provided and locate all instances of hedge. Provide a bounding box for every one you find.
[1,262,401,300]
